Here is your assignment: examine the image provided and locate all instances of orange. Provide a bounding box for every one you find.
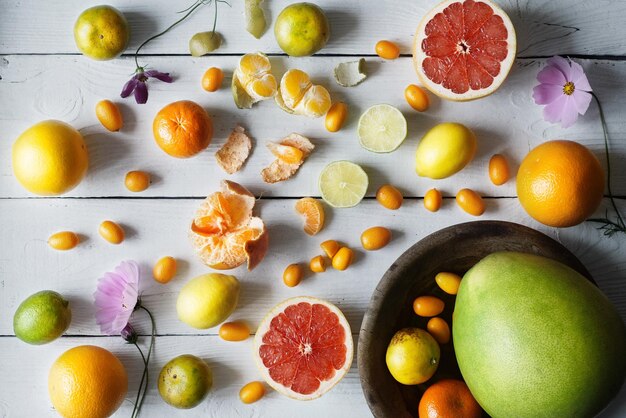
[294,197,325,235]
[153,100,213,158]
[418,379,482,418]
[517,140,604,227]
[190,181,268,270]
[48,345,128,418]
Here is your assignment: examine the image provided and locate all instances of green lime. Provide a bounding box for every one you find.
[357,104,407,153]
[158,354,213,409]
[13,290,71,345]
[319,161,369,208]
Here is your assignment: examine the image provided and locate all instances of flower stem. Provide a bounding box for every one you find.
[134,0,211,68]
[586,92,626,236]
[130,306,156,418]
[130,342,147,418]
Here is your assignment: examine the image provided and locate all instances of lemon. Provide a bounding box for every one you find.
[415,122,477,179]
[274,2,330,57]
[12,120,89,196]
[319,161,368,208]
[357,104,407,153]
[158,354,213,409]
[14,290,71,345]
[73,5,129,60]
[386,328,440,385]
[176,273,240,329]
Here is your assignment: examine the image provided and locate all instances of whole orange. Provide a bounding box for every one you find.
[48,345,128,418]
[517,140,604,227]
[153,100,213,158]
[418,379,482,418]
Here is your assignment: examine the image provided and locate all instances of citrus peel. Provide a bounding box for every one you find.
[215,126,253,174]
[262,133,314,183]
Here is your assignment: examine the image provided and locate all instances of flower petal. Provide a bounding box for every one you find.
[144,70,173,83]
[569,61,592,92]
[547,56,572,80]
[542,94,568,124]
[134,82,148,104]
[572,90,592,115]
[559,96,580,128]
[537,65,566,86]
[533,83,563,105]
[120,78,138,98]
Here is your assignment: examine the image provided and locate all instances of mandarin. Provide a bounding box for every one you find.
[153,100,213,158]
[418,379,482,418]
[517,140,604,227]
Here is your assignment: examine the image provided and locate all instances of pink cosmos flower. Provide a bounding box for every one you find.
[532,56,592,128]
[93,260,140,335]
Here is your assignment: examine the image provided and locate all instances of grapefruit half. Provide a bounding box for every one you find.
[413,0,516,101]
[253,296,353,400]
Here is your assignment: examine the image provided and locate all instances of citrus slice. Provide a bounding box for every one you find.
[295,197,325,235]
[357,104,407,153]
[232,52,277,109]
[319,161,368,208]
[413,0,517,101]
[189,181,268,270]
[253,296,353,400]
[269,143,304,165]
[276,69,331,118]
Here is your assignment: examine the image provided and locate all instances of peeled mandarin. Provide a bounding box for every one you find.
[124,171,150,192]
[376,184,403,210]
[99,220,124,244]
[424,188,442,212]
[427,317,451,344]
[325,102,348,132]
[404,84,429,112]
[202,67,224,92]
[435,272,462,295]
[219,321,250,341]
[239,381,266,404]
[95,99,123,132]
[489,153,510,186]
[310,255,326,273]
[375,40,400,59]
[361,226,391,251]
[283,264,303,287]
[456,188,485,216]
[332,247,354,271]
[413,296,445,317]
[320,240,340,258]
[153,256,177,284]
[48,231,80,251]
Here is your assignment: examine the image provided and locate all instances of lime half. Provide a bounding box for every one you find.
[358,104,407,153]
[319,161,368,208]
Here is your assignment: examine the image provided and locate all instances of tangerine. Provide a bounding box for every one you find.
[418,379,482,418]
[517,140,604,227]
[153,100,213,158]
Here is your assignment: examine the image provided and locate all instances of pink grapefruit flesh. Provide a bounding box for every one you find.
[413,0,516,101]
[253,296,353,400]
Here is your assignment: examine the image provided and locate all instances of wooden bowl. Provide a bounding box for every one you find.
[358,221,592,418]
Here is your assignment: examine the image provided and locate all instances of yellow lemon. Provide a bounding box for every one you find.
[415,122,477,179]
[12,120,88,196]
[73,5,130,60]
[176,273,240,329]
[386,328,440,385]
[274,3,330,57]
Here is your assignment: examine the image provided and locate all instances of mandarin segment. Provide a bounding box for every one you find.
[233,52,277,108]
[277,69,331,118]
[262,133,315,184]
[295,197,325,235]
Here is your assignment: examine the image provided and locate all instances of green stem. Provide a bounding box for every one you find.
[136,306,156,416]
[130,342,147,418]
[134,0,211,68]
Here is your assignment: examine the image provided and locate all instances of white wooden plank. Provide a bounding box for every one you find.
[1,198,624,337]
[1,56,624,198]
[0,0,624,56]
[0,335,369,418]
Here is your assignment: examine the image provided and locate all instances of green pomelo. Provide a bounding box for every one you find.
[453,251,626,418]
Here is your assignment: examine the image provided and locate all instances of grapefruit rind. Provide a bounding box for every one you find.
[253,296,354,401]
[412,0,517,101]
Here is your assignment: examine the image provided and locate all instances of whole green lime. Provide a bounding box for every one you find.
[74,5,130,60]
[453,252,626,418]
[14,290,71,345]
[274,2,330,57]
[158,354,213,409]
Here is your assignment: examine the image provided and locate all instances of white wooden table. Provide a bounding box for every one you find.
[1,1,625,417]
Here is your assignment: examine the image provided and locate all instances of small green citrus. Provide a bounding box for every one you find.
[14,290,71,345]
[158,354,213,409]
[74,5,129,60]
[274,2,330,57]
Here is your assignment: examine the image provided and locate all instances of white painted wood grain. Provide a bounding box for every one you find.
[1,198,624,337]
[1,56,624,198]
[0,0,623,56]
